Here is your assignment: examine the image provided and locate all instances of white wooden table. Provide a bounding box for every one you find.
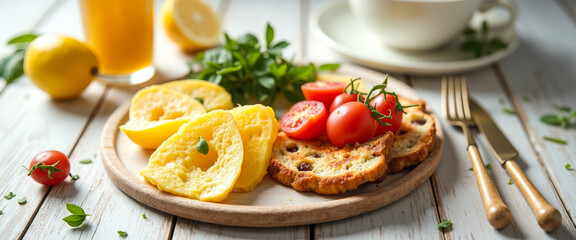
[1,0,576,239]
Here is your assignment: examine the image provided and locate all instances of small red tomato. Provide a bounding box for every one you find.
[28,150,71,185]
[370,94,403,135]
[326,102,378,147]
[301,81,346,108]
[329,93,363,113]
[280,100,328,140]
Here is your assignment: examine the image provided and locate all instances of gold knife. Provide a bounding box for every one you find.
[470,100,562,232]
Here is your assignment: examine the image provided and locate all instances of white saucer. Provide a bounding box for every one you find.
[309,0,519,75]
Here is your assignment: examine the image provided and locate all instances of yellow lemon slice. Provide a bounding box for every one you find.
[120,86,206,149]
[317,74,367,92]
[162,0,221,52]
[230,105,278,192]
[140,110,244,202]
[24,34,98,99]
[161,79,234,111]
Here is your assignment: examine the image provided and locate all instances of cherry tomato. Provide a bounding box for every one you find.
[326,102,378,147]
[329,93,363,113]
[28,150,71,185]
[370,94,403,135]
[280,100,328,140]
[301,81,346,108]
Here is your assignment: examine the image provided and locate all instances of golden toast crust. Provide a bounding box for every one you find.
[268,132,394,195]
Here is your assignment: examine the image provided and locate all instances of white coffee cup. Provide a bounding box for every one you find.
[348,0,517,51]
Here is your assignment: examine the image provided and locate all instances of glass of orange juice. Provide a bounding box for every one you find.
[79,0,155,85]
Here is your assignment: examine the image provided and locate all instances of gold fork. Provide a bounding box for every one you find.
[442,76,512,229]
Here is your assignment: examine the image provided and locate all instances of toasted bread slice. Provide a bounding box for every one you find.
[390,97,436,173]
[268,132,394,195]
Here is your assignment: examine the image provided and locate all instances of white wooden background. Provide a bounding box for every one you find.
[1,0,575,239]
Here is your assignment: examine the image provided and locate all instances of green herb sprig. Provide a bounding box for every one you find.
[359,75,418,126]
[25,161,62,179]
[187,23,339,105]
[62,204,90,227]
[460,21,508,58]
[0,33,39,84]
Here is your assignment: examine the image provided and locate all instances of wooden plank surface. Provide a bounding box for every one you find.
[497,0,576,226]
[1,0,576,239]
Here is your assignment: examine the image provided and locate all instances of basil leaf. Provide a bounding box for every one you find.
[265,23,274,48]
[1,49,26,84]
[318,63,341,71]
[66,203,86,216]
[8,33,38,45]
[63,215,87,227]
[18,197,27,205]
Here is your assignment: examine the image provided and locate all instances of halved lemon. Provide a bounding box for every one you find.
[140,110,244,202]
[162,0,222,52]
[120,86,206,149]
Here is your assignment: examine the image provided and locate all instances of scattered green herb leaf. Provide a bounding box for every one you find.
[485,163,492,170]
[0,209,3,215]
[508,179,513,185]
[566,164,573,170]
[502,108,516,115]
[543,136,567,145]
[69,173,80,181]
[469,167,473,171]
[187,23,339,105]
[18,197,26,205]
[63,204,90,227]
[0,33,39,84]
[118,231,128,237]
[438,219,453,231]
[196,136,209,155]
[4,192,15,200]
[79,159,92,164]
[460,21,508,58]
[523,96,530,102]
[540,110,576,128]
[553,104,572,112]
[142,214,147,219]
[25,161,62,179]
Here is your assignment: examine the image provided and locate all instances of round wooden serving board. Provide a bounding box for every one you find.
[100,63,444,227]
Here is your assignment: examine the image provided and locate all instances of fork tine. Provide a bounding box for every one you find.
[460,77,472,120]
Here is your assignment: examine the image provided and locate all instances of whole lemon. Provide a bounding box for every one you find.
[24,34,98,100]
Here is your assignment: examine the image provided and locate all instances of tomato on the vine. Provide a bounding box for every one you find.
[280,100,328,140]
[370,93,403,135]
[329,93,362,113]
[27,150,71,185]
[326,102,378,147]
[301,81,346,108]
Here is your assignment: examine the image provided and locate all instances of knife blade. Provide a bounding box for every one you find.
[470,99,562,232]
[469,100,518,165]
